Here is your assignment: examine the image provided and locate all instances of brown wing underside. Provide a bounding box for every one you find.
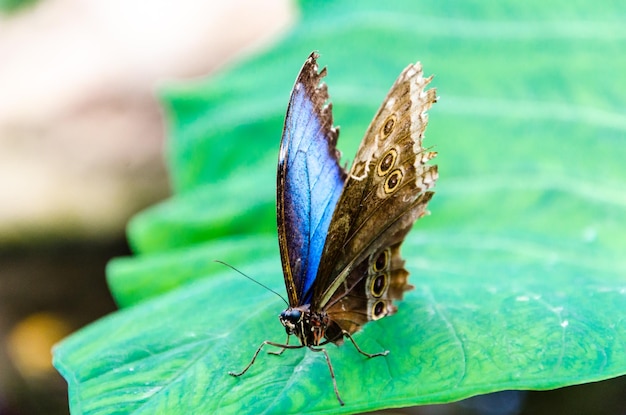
[312,62,438,340]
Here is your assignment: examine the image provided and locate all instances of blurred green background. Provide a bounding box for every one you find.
[2,0,626,414]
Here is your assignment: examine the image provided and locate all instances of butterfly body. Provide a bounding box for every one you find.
[279,305,329,346]
[230,52,438,405]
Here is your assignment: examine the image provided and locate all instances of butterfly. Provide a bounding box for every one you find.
[229,52,438,406]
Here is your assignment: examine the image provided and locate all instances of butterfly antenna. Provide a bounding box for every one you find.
[214,260,289,306]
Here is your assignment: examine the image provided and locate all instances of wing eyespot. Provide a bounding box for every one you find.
[383,169,403,194]
[376,149,397,177]
[372,301,386,320]
[381,115,396,139]
[370,273,388,298]
[372,249,390,273]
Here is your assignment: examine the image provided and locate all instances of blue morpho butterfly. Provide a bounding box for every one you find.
[229,52,438,405]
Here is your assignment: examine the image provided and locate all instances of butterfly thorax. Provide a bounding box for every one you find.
[279,305,330,346]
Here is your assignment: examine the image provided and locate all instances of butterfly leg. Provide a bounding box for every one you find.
[229,340,294,377]
[342,330,389,358]
[309,346,344,406]
[268,334,290,355]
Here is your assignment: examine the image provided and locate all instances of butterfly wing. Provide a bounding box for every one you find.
[312,62,438,338]
[277,52,347,307]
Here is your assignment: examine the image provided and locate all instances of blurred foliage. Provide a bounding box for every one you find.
[0,0,40,14]
[54,0,626,414]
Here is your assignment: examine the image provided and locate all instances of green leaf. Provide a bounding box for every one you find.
[54,1,626,414]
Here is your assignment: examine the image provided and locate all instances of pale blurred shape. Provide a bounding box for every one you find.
[5,312,73,378]
[0,0,295,244]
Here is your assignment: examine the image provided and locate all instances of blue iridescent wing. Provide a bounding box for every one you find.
[277,52,347,307]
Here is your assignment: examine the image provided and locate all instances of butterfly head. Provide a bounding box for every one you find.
[279,305,330,346]
[279,307,304,334]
